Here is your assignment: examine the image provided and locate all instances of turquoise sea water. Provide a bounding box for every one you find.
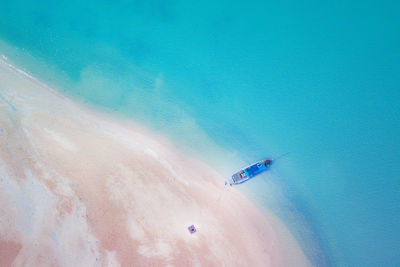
[1,1,399,266]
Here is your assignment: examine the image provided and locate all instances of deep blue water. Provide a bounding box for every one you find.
[1,0,399,266]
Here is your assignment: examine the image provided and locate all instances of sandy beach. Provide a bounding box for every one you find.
[0,57,311,266]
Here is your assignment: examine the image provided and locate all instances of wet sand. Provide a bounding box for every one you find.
[0,57,311,267]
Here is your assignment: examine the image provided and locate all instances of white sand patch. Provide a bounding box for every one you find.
[159,158,189,186]
[106,164,146,209]
[105,250,121,267]
[54,179,75,197]
[108,131,141,151]
[144,148,188,185]
[137,239,172,259]
[127,216,146,241]
[144,148,158,158]
[43,128,77,152]
[0,167,55,237]
[0,164,101,266]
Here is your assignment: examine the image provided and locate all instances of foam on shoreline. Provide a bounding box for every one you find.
[0,57,311,266]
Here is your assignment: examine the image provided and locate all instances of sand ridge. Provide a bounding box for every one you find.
[0,57,311,267]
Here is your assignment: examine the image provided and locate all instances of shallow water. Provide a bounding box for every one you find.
[1,0,399,266]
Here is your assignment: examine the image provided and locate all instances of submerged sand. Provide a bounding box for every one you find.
[0,57,311,267]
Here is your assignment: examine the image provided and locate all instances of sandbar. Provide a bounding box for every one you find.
[0,57,311,266]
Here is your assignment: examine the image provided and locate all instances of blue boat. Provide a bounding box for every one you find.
[225,158,273,186]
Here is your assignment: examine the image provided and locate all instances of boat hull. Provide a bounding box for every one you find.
[226,158,272,186]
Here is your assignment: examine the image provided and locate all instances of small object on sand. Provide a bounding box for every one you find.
[188,225,197,234]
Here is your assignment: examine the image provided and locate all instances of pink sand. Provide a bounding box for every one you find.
[0,57,311,267]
